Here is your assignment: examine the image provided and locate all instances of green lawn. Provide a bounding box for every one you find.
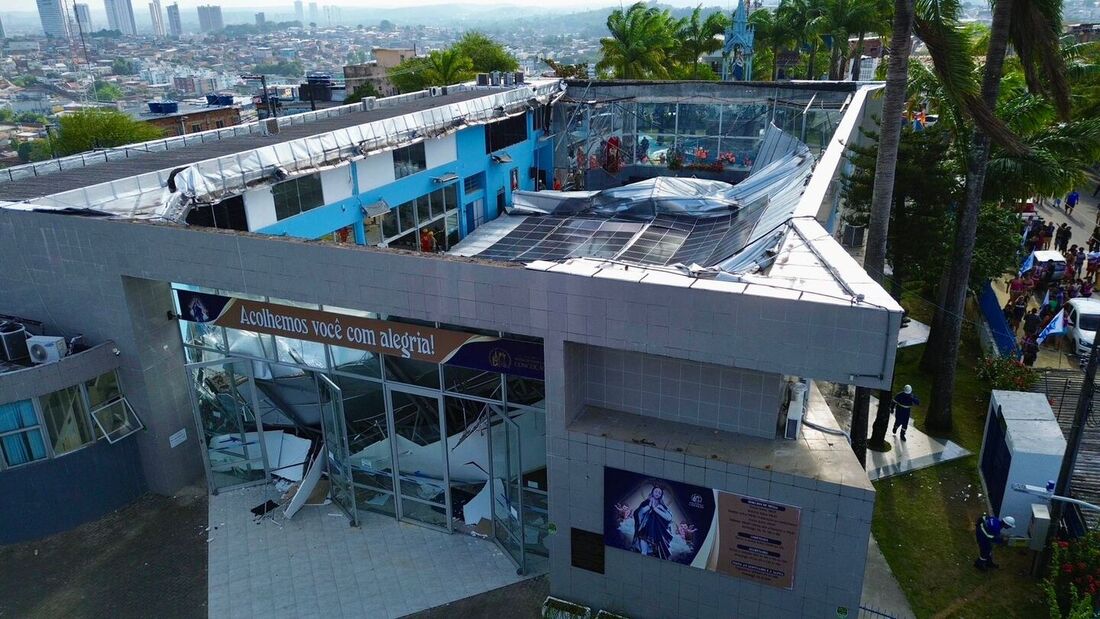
[870,296,1047,618]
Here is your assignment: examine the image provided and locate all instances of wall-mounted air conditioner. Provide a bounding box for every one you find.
[27,335,67,365]
[784,381,808,440]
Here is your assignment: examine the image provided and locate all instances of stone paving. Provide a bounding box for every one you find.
[207,485,524,619]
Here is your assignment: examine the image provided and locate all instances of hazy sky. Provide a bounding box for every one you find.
[143,1,720,7]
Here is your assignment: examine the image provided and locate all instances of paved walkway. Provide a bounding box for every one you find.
[207,485,524,619]
[864,396,971,482]
[860,534,916,619]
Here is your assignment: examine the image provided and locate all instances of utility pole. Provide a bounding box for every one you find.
[1042,339,1100,574]
[241,74,277,119]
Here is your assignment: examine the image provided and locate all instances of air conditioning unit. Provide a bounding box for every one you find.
[429,87,442,97]
[361,96,377,111]
[784,381,808,440]
[27,335,68,365]
[0,321,28,361]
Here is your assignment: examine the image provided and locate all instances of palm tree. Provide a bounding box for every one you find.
[749,7,797,80]
[676,6,729,79]
[849,0,892,80]
[777,0,827,79]
[420,49,474,87]
[819,0,883,80]
[861,0,914,452]
[924,0,1065,432]
[596,2,677,79]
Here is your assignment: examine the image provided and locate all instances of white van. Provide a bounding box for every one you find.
[1066,298,1100,356]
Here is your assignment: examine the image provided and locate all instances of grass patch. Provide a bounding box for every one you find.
[871,293,1046,618]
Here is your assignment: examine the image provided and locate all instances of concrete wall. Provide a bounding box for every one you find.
[582,344,781,439]
[0,342,120,402]
[0,212,896,494]
[0,434,145,544]
[547,428,873,618]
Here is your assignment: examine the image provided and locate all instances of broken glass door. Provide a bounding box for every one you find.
[186,358,269,493]
[318,373,357,525]
[387,385,450,531]
[490,409,525,572]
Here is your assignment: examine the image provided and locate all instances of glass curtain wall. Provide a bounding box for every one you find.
[174,285,549,571]
[562,89,848,180]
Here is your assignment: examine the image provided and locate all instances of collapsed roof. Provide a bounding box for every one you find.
[451,124,813,275]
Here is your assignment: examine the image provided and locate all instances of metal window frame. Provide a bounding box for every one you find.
[0,398,52,470]
[89,397,144,444]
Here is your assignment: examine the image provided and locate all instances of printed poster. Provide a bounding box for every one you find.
[603,467,801,589]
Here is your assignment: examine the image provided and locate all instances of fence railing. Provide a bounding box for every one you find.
[978,280,1019,358]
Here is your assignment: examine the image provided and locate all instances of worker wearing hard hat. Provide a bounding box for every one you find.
[891,384,920,441]
[975,513,1015,570]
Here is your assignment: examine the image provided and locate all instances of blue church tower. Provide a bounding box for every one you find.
[722,0,755,81]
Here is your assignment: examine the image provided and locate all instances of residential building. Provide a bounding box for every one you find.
[0,79,897,618]
[104,0,137,36]
[149,0,165,38]
[165,2,181,37]
[0,14,5,38]
[294,0,304,24]
[136,102,241,136]
[254,12,265,26]
[196,4,223,33]
[343,47,417,97]
[36,0,69,39]
[73,3,93,34]
[308,2,318,25]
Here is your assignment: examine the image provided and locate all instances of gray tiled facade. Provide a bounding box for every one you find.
[583,344,782,438]
[0,211,899,617]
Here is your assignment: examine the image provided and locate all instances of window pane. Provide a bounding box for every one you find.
[272,182,298,221]
[91,399,143,443]
[0,400,38,432]
[329,345,382,377]
[446,210,460,249]
[398,200,416,232]
[85,371,123,409]
[41,386,94,455]
[382,208,398,238]
[507,375,545,408]
[383,355,440,389]
[443,365,503,399]
[297,174,324,212]
[444,184,457,212]
[331,375,391,489]
[416,194,432,224]
[1,429,47,467]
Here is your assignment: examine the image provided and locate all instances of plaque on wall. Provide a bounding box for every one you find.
[571,528,605,574]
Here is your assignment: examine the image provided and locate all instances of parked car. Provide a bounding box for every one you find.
[1066,297,1100,357]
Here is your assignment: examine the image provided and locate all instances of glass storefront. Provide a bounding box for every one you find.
[175,285,548,573]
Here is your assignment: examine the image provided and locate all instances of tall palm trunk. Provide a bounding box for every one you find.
[772,43,780,80]
[925,0,1015,433]
[850,31,866,80]
[807,41,818,79]
[864,0,915,451]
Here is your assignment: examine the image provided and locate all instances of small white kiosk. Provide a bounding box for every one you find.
[979,390,1067,540]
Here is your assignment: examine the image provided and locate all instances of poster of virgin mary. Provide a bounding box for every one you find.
[603,467,716,565]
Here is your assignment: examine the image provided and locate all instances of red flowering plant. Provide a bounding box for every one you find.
[1042,532,1100,617]
[976,355,1040,391]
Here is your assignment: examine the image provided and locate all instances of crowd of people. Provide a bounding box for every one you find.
[1006,196,1098,366]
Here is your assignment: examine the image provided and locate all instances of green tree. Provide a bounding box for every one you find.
[453,31,519,73]
[390,56,432,93]
[111,58,137,76]
[94,80,123,101]
[674,6,729,79]
[13,138,52,162]
[344,81,379,104]
[52,109,162,156]
[922,0,1068,432]
[420,48,475,87]
[596,2,678,79]
[778,0,828,79]
[749,8,798,81]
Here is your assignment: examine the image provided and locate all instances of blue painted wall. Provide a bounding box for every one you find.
[0,435,146,544]
[258,111,556,243]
